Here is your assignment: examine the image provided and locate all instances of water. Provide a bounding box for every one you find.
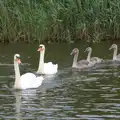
[0,42,120,119]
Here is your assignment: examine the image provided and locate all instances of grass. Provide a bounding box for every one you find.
[0,0,120,43]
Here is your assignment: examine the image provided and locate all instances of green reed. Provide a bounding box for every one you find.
[0,0,120,43]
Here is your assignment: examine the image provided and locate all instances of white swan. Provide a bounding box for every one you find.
[70,48,94,69]
[85,47,103,64]
[109,44,120,61]
[14,54,44,89]
[36,44,58,74]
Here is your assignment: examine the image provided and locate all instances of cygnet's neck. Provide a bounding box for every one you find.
[113,47,118,60]
[72,51,79,67]
[87,50,92,62]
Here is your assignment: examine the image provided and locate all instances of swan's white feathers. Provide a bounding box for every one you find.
[20,73,44,89]
[43,62,58,74]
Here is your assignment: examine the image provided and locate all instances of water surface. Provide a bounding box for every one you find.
[0,42,120,120]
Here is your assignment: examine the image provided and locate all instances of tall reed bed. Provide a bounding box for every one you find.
[0,0,120,43]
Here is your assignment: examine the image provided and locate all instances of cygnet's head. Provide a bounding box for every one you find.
[70,48,79,55]
[84,47,92,52]
[109,44,117,50]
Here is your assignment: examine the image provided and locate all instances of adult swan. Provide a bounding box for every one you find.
[14,54,44,89]
[36,44,58,74]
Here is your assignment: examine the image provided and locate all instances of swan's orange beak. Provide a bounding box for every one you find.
[17,59,21,64]
[37,48,41,51]
[37,48,44,52]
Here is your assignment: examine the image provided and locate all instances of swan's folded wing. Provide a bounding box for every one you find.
[91,57,102,63]
[20,73,44,89]
[44,62,58,74]
[77,60,89,66]
[76,60,95,69]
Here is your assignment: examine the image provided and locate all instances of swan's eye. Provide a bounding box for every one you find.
[74,49,77,53]
[39,46,43,48]
[112,45,114,48]
[16,56,20,59]
[40,46,44,50]
[37,46,44,51]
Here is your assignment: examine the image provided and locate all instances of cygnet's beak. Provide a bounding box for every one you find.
[109,46,112,50]
[70,51,74,55]
[84,49,87,52]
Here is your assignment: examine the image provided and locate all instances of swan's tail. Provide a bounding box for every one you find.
[37,76,44,81]
[36,76,44,87]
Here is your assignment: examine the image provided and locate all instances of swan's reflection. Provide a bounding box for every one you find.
[14,89,37,120]
[14,90,22,120]
[14,77,60,120]
[13,73,65,120]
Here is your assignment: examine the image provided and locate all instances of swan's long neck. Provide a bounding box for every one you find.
[37,50,45,73]
[72,52,79,67]
[14,60,21,89]
[113,47,117,60]
[87,50,92,62]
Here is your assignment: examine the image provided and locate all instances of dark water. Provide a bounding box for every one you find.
[1,42,120,119]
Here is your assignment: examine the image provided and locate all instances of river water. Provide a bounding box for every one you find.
[0,41,120,120]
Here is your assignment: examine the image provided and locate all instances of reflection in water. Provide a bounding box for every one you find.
[14,89,38,120]
[14,91,21,120]
[1,43,120,119]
